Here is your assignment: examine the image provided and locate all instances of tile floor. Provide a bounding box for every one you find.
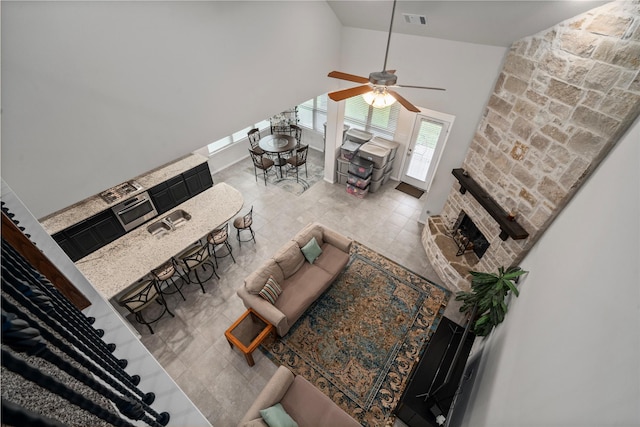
[134,148,464,426]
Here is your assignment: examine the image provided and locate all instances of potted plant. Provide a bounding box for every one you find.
[455,266,527,336]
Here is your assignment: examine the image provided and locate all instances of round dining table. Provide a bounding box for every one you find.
[258,134,296,178]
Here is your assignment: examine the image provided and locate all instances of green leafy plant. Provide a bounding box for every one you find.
[455,266,527,337]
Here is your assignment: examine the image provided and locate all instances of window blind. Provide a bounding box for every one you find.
[344,95,400,139]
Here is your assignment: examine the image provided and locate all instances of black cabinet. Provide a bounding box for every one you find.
[92,213,126,242]
[149,162,213,213]
[53,210,125,262]
[184,162,214,197]
[197,162,214,190]
[183,168,201,196]
[167,175,190,205]
[395,317,475,427]
[149,176,188,214]
[148,182,174,214]
[53,234,82,262]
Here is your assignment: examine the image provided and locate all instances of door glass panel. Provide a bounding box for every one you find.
[406,119,443,181]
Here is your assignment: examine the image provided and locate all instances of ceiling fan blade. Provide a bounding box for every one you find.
[396,84,446,91]
[328,71,370,84]
[328,85,372,102]
[387,89,420,113]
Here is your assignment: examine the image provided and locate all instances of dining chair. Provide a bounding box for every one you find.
[151,259,186,301]
[286,145,309,182]
[247,128,265,155]
[118,279,174,334]
[207,222,236,267]
[175,241,218,294]
[290,124,303,148]
[249,149,275,186]
[233,206,256,247]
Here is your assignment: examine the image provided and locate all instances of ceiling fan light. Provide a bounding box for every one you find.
[363,87,397,108]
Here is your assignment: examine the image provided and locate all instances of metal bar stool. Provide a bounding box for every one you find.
[207,223,236,268]
[233,206,256,247]
[117,279,174,334]
[151,259,186,301]
[175,241,218,294]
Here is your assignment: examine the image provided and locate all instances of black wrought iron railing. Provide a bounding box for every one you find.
[1,208,171,427]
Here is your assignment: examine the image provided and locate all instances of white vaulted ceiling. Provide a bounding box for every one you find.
[327,1,610,47]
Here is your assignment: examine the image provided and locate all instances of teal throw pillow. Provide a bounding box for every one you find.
[259,403,298,427]
[301,237,322,264]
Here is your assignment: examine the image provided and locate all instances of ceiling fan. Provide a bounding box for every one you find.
[327,0,445,113]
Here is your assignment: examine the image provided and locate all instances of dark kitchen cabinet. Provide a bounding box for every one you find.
[183,162,213,197]
[53,234,82,262]
[168,175,190,205]
[148,182,174,214]
[92,213,126,242]
[197,162,214,189]
[149,175,189,215]
[149,162,213,214]
[53,210,125,262]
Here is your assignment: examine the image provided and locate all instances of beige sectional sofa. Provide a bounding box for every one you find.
[237,222,352,336]
[238,365,360,427]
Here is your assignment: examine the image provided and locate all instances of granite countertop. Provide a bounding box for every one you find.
[74,182,244,299]
[40,153,208,235]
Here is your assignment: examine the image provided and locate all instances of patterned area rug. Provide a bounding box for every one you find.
[260,242,450,426]
[245,158,324,196]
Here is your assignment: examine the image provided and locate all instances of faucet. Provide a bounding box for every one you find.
[162,217,175,231]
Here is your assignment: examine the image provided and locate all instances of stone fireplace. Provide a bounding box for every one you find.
[423,1,640,292]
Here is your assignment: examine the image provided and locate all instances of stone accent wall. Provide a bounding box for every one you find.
[424,1,640,291]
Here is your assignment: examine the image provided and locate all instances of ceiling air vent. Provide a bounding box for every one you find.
[403,13,427,25]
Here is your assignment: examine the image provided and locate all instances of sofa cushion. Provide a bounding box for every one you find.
[281,376,360,427]
[274,241,306,279]
[259,403,298,427]
[275,264,332,325]
[294,224,324,249]
[300,237,322,264]
[245,259,285,295]
[258,276,282,304]
[313,244,350,278]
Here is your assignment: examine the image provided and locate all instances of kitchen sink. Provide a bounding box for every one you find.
[164,210,191,228]
[147,210,191,237]
[147,220,172,237]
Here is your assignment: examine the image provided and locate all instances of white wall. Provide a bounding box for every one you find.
[459,117,640,427]
[335,27,507,216]
[1,1,342,218]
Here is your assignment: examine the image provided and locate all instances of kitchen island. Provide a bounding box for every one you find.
[74,182,243,300]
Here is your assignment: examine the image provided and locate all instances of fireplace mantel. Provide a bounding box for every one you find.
[452,168,529,241]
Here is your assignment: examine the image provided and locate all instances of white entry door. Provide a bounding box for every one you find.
[400,114,452,191]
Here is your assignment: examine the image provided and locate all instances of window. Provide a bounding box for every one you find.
[344,96,400,139]
[298,94,400,140]
[207,119,270,154]
[298,96,327,133]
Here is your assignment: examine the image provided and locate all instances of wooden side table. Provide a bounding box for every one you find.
[225,308,274,366]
